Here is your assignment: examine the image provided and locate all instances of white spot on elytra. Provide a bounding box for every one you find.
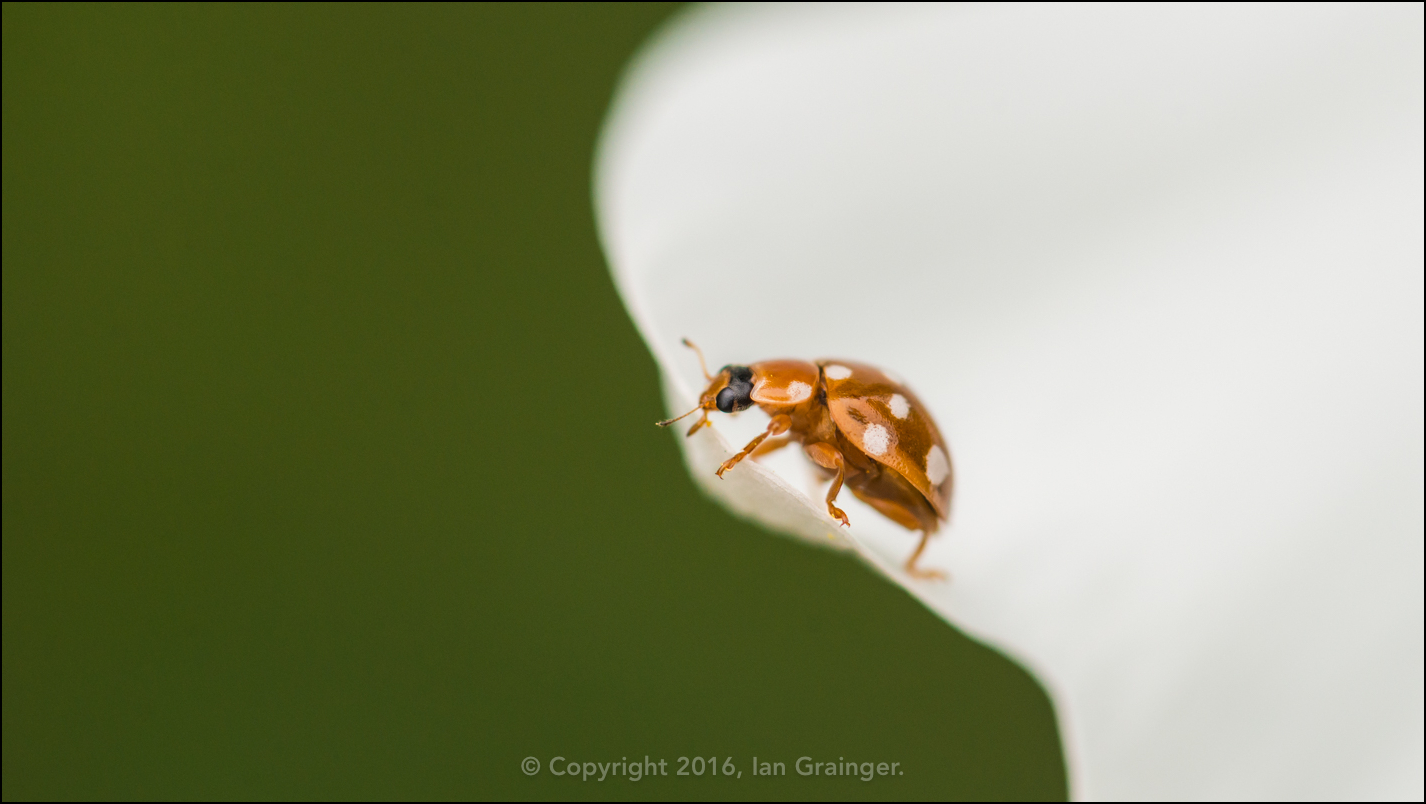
[926,445,950,486]
[824,364,852,380]
[863,424,891,456]
[786,380,811,401]
[887,393,910,419]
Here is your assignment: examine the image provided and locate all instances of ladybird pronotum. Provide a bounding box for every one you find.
[658,339,953,579]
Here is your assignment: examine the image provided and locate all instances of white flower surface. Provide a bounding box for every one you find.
[595,4,1423,800]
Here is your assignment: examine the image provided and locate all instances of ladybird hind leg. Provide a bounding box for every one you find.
[717,414,791,477]
[903,531,947,581]
[846,471,947,580]
[803,442,850,527]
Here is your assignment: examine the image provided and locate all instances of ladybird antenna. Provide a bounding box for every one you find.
[682,337,713,381]
[656,404,703,428]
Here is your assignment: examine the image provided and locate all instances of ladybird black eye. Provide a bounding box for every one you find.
[716,367,754,413]
[715,386,742,413]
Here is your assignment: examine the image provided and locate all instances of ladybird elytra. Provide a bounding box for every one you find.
[657,339,953,579]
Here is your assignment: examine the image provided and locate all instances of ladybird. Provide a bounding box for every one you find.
[658,339,953,579]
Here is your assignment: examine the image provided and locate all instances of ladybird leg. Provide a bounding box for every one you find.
[685,410,711,437]
[717,414,791,477]
[904,530,948,581]
[803,442,850,527]
[750,435,792,461]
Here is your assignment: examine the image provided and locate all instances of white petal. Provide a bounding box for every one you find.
[597,4,1424,799]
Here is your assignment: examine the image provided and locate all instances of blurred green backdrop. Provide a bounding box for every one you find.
[3,4,1064,800]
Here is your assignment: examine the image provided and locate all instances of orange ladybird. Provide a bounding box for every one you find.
[658,339,953,579]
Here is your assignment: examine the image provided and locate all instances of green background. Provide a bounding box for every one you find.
[2,4,1064,800]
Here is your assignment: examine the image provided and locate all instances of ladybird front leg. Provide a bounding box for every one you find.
[685,410,711,437]
[803,442,850,527]
[750,435,792,461]
[717,414,791,477]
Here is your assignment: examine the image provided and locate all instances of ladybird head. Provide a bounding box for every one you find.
[654,341,755,436]
[713,365,754,413]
